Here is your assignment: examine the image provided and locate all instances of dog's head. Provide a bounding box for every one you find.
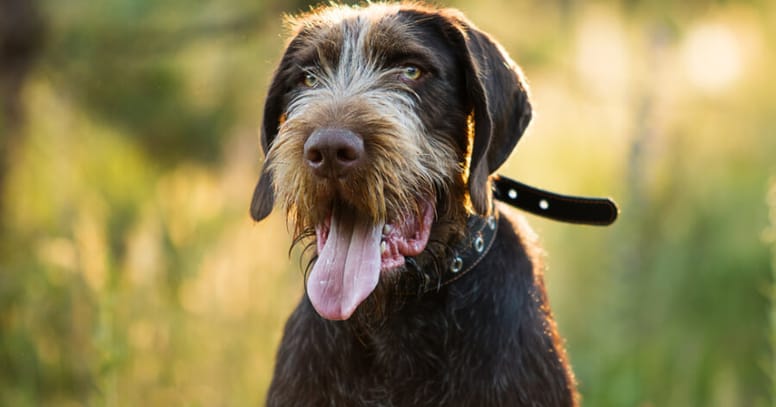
[250,3,531,320]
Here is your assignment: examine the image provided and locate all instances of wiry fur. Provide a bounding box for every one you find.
[257,3,471,249]
[250,3,578,406]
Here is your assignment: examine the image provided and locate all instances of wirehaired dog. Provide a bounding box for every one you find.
[251,3,584,406]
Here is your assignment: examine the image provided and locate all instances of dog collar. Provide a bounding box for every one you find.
[493,175,619,226]
[403,175,618,294]
[402,208,499,295]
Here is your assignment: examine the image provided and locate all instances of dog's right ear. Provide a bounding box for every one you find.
[250,156,275,222]
[249,72,284,222]
[250,35,304,222]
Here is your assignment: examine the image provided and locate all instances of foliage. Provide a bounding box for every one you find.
[1,0,774,405]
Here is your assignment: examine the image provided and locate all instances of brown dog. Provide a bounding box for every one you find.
[251,3,579,405]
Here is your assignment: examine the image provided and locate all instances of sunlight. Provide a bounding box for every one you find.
[681,22,744,93]
[574,9,630,98]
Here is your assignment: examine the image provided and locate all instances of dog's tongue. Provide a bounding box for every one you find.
[307,208,382,320]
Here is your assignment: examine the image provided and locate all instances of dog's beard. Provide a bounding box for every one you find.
[271,148,470,321]
[267,84,468,321]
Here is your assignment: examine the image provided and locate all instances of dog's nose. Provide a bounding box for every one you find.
[304,128,364,178]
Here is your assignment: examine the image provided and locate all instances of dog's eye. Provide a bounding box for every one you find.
[399,65,422,82]
[302,73,319,88]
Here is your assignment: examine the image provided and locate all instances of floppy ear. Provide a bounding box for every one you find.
[249,36,304,222]
[455,19,532,214]
[249,78,283,222]
[250,156,276,222]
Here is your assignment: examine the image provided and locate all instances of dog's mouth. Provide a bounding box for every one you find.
[306,200,434,321]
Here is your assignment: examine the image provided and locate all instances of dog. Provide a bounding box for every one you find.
[251,3,580,405]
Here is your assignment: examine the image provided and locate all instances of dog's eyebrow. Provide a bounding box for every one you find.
[381,48,437,70]
[286,28,343,70]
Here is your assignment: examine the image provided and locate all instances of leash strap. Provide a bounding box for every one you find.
[492,175,619,226]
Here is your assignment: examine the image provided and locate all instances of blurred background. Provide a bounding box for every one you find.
[1,0,774,405]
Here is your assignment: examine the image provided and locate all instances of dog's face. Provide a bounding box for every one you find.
[251,3,531,320]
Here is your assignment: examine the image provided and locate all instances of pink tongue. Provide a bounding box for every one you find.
[307,208,383,320]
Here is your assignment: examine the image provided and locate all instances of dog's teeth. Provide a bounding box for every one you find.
[381,240,387,254]
[383,225,392,235]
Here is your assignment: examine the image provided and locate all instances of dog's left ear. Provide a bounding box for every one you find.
[453,16,532,214]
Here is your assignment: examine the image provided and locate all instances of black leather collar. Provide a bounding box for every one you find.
[493,175,619,226]
[403,174,618,294]
[399,205,498,295]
